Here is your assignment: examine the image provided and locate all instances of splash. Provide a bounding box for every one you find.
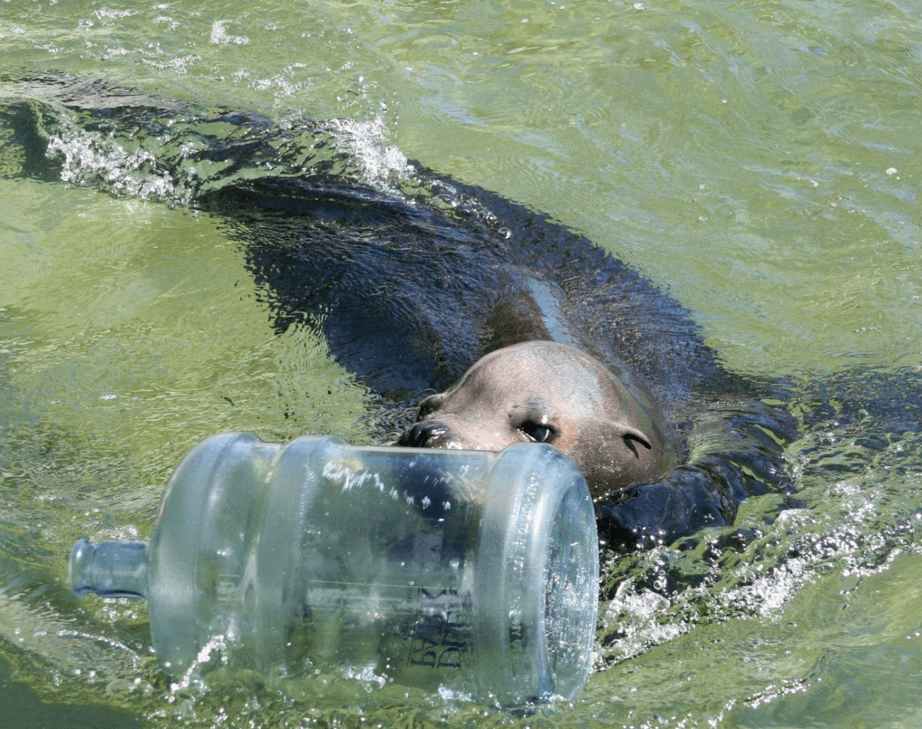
[7,76,416,209]
[596,372,922,671]
[326,115,412,191]
[46,121,195,204]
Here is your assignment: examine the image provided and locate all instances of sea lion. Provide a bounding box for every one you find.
[1,75,797,551]
[397,341,678,496]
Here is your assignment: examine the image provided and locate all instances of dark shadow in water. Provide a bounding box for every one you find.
[0,652,140,729]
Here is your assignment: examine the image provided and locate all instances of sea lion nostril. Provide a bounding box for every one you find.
[397,421,451,448]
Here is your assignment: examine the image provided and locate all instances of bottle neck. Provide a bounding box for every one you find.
[69,539,149,600]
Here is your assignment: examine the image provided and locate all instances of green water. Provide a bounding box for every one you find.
[1,0,921,727]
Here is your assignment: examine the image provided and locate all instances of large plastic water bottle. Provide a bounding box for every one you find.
[69,434,599,703]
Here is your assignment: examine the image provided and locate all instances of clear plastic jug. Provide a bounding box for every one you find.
[69,434,599,703]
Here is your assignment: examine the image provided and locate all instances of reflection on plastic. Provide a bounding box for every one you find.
[69,434,599,703]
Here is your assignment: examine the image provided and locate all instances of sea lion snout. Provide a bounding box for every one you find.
[396,420,453,448]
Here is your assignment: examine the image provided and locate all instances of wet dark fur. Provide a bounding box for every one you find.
[2,75,799,552]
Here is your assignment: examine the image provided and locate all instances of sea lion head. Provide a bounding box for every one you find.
[396,341,676,496]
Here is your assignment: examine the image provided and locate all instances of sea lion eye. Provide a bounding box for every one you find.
[520,421,556,443]
[416,393,445,421]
